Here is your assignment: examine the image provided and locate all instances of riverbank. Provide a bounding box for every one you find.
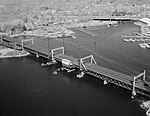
[67,20,118,28]
[10,27,75,38]
[9,20,117,38]
[0,46,30,58]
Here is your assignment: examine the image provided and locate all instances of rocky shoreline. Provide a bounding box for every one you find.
[0,46,30,58]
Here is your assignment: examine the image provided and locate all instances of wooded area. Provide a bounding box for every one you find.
[0,0,150,34]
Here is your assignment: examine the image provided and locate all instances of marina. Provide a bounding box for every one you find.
[122,32,150,49]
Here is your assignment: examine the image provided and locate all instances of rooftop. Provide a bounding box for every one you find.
[139,17,150,26]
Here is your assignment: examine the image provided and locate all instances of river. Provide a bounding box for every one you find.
[0,22,148,116]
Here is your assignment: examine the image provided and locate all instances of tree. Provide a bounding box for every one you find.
[1,22,13,33]
[24,21,35,31]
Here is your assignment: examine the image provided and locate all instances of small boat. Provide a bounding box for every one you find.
[139,43,146,48]
[41,60,57,67]
[146,108,150,116]
[72,35,76,39]
[53,71,57,75]
[67,69,75,73]
[76,72,84,78]
[144,43,150,48]
[130,39,136,42]
[124,39,130,42]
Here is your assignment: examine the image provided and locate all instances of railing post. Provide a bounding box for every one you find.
[80,55,97,71]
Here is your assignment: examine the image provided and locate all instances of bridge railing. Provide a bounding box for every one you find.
[50,47,64,61]
[80,55,97,71]
[21,38,33,49]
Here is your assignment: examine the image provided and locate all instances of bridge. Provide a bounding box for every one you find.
[0,36,150,98]
[59,15,141,21]
[92,16,140,21]
[53,48,150,97]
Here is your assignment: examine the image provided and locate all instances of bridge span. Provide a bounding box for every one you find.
[0,36,150,98]
[59,15,141,21]
[92,16,139,21]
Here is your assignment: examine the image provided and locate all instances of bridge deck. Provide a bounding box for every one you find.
[60,16,140,21]
[84,63,150,91]
[25,44,48,55]
[1,36,150,95]
[2,36,22,45]
[53,54,150,92]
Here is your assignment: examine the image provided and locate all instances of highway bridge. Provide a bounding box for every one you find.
[0,36,150,98]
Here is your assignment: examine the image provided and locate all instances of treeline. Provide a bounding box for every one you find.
[0,19,25,34]
[0,0,150,34]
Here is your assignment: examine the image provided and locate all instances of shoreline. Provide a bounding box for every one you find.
[0,52,30,59]
[0,47,30,59]
[9,21,118,38]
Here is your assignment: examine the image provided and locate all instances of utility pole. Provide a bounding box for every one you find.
[94,41,97,53]
[63,37,65,48]
[48,37,49,53]
[78,45,81,70]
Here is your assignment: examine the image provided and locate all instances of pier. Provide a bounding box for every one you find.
[1,35,150,98]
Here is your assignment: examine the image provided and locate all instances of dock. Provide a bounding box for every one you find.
[1,35,150,98]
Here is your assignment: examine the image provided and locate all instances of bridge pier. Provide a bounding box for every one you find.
[36,53,39,58]
[132,70,146,97]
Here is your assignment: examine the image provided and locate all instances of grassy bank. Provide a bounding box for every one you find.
[0,46,30,58]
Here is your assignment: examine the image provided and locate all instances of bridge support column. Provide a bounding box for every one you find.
[50,47,64,61]
[21,38,34,50]
[80,55,97,71]
[132,77,137,97]
[132,70,146,97]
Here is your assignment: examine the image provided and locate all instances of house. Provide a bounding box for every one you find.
[134,17,150,34]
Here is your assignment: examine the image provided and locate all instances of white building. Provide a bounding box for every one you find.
[134,17,150,34]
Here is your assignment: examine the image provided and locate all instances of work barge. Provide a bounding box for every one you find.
[1,35,150,98]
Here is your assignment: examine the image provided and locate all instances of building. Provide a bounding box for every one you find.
[134,17,150,34]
